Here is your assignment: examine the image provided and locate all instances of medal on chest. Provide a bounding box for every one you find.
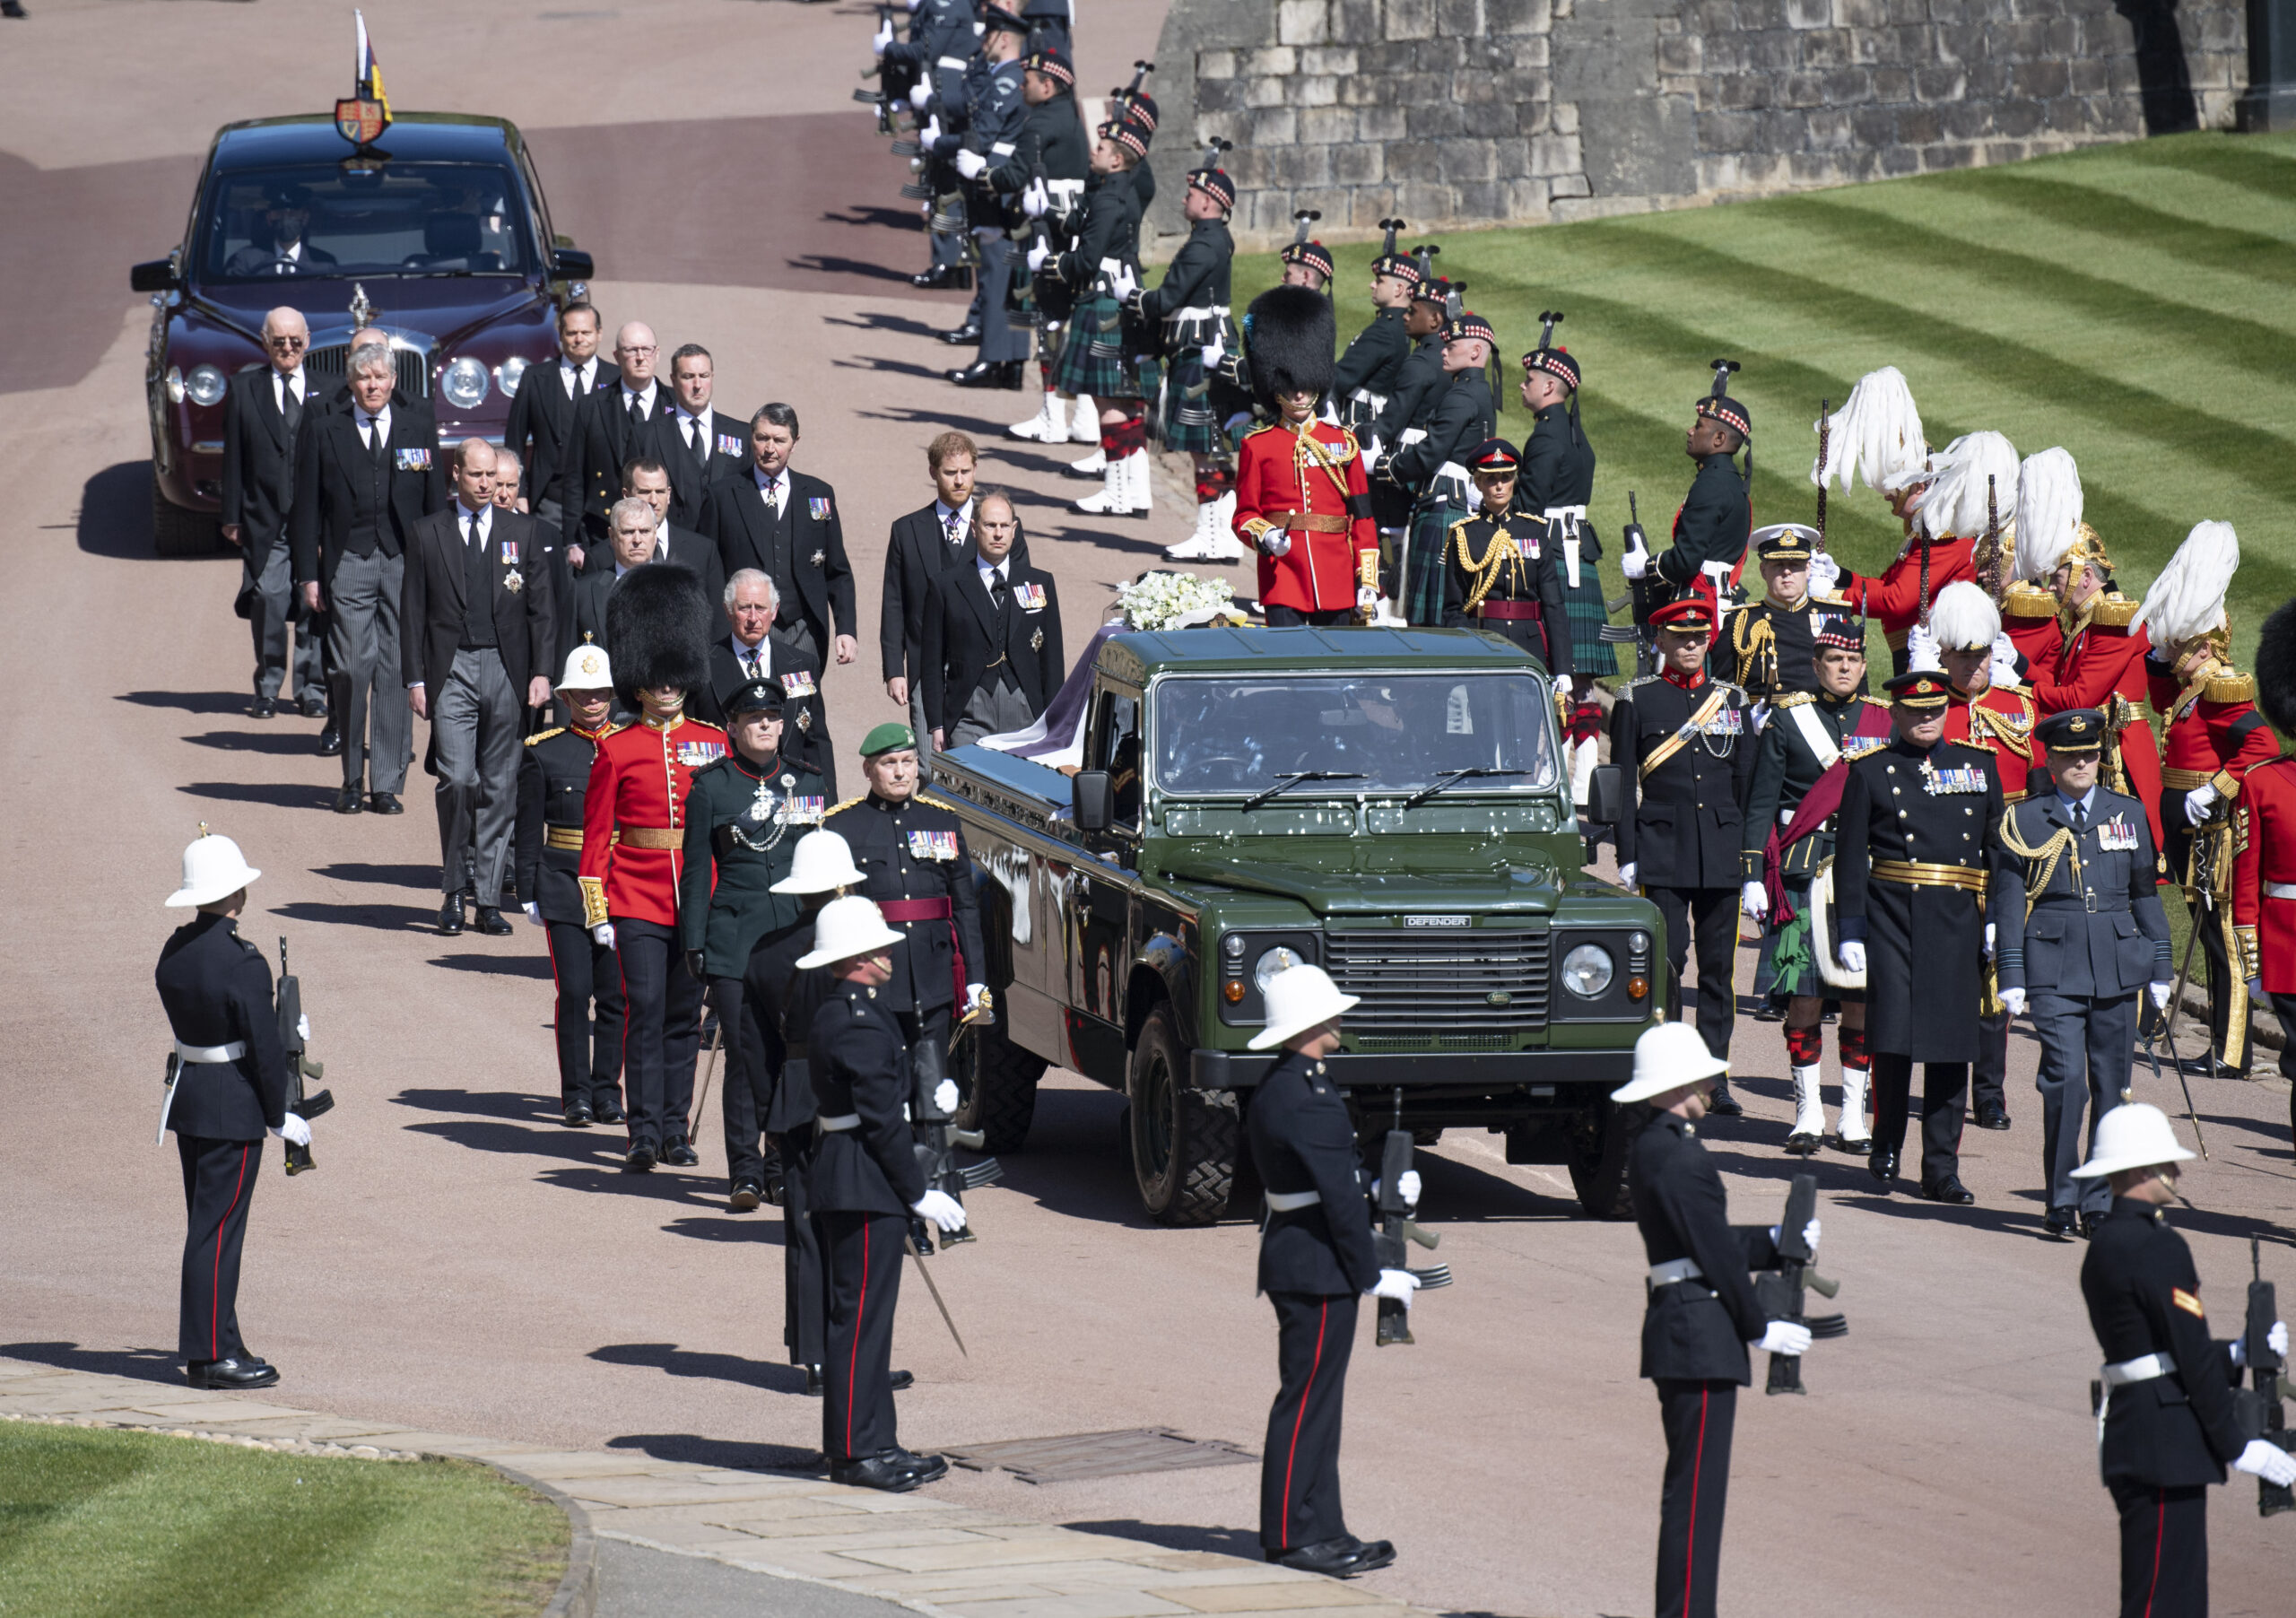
[2098,813,2139,851]
[1922,761,1986,795]
[908,829,958,861]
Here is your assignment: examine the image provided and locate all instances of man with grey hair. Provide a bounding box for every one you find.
[694,569,836,794]
[567,495,664,657]
[220,306,324,720]
[291,341,446,814]
[491,448,525,512]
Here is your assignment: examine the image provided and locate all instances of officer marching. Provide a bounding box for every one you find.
[157,829,308,1390]
[515,643,627,1129]
[1245,964,1418,1579]
[1993,709,2172,1238]
[1616,1022,1817,1618]
[2073,1103,2296,1615]
[1436,438,1570,671]
[800,895,970,1491]
[678,676,830,1213]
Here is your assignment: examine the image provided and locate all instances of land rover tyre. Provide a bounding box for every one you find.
[954,1014,1046,1154]
[152,483,221,557]
[1568,1098,1642,1221]
[1126,1003,1236,1225]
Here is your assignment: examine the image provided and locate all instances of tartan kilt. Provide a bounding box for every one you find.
[1401,497,1467,625]
[1052,292,1137,399]
[1158,348,1227,457]
[1561,569,1621,678]
[1767,879,1866,1006]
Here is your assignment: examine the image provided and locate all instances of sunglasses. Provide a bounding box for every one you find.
[266,336,308,350]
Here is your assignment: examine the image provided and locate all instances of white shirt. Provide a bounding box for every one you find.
[357,404,392,448]
[935,498,972,545]
[273,367,306,412]
[730,635,772,678]
[677,407,716,455]
[620,378,658,419]
[754,466,787,518]
[977,555,1011,588]
[455,500,492,547]
[559,355,598,397]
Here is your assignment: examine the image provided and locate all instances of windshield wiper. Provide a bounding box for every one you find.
[1241,770,1364,812]
[1403,767,1532,809]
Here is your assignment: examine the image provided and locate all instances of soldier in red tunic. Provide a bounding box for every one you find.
[1836,430,2015,674]
[1231,284,1378,628]
[2141,523,2280,1079]
[2234,596,2296,1144]
[578,565,727,1172]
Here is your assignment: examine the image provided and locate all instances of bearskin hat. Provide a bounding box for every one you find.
[2257,596,2296,735]
[1243,284,1335,410]
[606,562,713,709]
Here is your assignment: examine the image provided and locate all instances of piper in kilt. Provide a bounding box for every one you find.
[1514,326,1616,685]
[1135,143,1240,562]
[1743,608,1892,1154]
[1051,119,1148,519]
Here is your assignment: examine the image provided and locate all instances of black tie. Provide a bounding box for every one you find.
[626,390,639,423]
[370,418,388,471]
[686,417,707,470]
[2072,801,2088,832]
[280,378,302,432]
[463,510,476,547]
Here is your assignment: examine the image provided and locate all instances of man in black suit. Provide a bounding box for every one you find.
[646,343,752,530]
[570,320,665,549]
[567,497,668,660]
[220,306,324,720]
[292,342,446,815]
[883,431,1025,765]
[222,186,339,278]
[702,404,857,675]
[921,491,1063,749]
[502,300,614,553]
[594,457,724,602]
[692,570,838,796]
[402,440,558,935]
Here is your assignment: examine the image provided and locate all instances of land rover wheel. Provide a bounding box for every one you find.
[152,483,221,557]
[954,1015,1047,1154]
[1569,1099,1643,1221]
[1126,1005,1236,1225]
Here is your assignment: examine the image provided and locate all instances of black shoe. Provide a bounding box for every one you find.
[1751,1004,1783,1022]
[1975,1104,2011,1130]
[1274,1535,1396,1578]
[2080,1211,2105,1240]
[438,897,465,935]
[804,1364,823,1397]
[1831,1132,1873,1156]
[830,1453,930,1492]
[2043,1206,2077,1239]
[593,1100,626,1126]
[1921,1177,1976,1205]
[1784,1131,1821,1156]
[562,1102,594,1128]
[333,786,364,814]
[252,696,278,719]
[910,265,971,291]
[187,1356,280,1390]
[891,1370,915,1391]
[368,791,403,814]
[729,1181,762,1212]
[948,360,1023,389]
[1868,1144,1900,1186]
[940,324,983,346]
[883,1446,946,1482]
[625,1145,657,1172]
[299,694,328,719]
[1705,1085,1744,1118]
[474,906,515,936]
[663,1136,700,1168]
[317,723,344,756]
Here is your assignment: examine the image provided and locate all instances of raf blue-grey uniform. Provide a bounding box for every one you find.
[945,56,1027,335]
[1994,735,2171,1222]
[891,0,980,274]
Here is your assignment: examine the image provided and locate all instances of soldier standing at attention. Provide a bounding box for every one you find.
[2072,1103,2296,1615]
[1135,143,1239,561]
[157,830,307,1390]
[1382,307,1498,625]
[1622,364,1751,625]
[1610,596,1752,1115]
[801,896,970,1491]
[679,677,829,1213]
[1834,670,2002,1204]
[1330,221,1417,438]
[515,644,627,1128]
[1048,119,1149,520]
[1246,964,1418,1579]
[1514,322,1614,727]
[1994,709,2172,1239]
[1437,439,1570,673]
[1616,1022,1815,1618]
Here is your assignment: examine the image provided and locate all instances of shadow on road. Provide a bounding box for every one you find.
[536,1163,726,1203]
[269,899,440,931]
[605,1431,824,1472]
[0,1342,183,1386]
[81,460,225,561]
[392,1086,561,1122]
[664,1214,787,1247]
[121,689,254,715]
[182,780,341,811]
[429,952,554,980]
[310,863,436,888]
[591,1342,812,1397]
[821,309,948,341]
[1063,1519,1265,1561]
[819,205,926,234]
[182,728,324,755]
[787,253,919,285]
[404,1117,622,1163]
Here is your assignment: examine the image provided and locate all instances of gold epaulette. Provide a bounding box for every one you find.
[2205,668,2256,704]
[827,794,869,815]
[2003,581,2057,620]
[2090,593,2140,630]
[526,726,565,746]
[1812,589,1851,607]
[1243,421,1283,442]
[1771,691,1815,709]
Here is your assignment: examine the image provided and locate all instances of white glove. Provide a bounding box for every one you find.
[271,1113,313,1148]
[2186,784,2221,825]
[1202,331,1226,370]
[1752,1320,1813,1356]
[2233,1439,2296,1488]
[921,115,942,147]
[1371,1268,1421,1306]
[1999,986,2028,1017]
[1620,546,1648,580]
[2229,1321,2290,1367]
[1257,527,1292,558]
[1839,940,1866,975]
[1770,1218,1822,1255]
[1022,178,1048,218]
[1371,1171,1422,1209]
[1989,631,2022,692]
[873,16,893,54]
[1741,881,1768,921]
[911,1188,968,1232]
[523,901,543,926]
[2150,981,2172,1012]
[1618,863,1638,890]
[1356,586,1379,611]
[953,149,987,179]
[1906,621,1942,672]
[1807,552,1841,596]
[1110,264,1138,300]
[1026,241,1050,274]
[592,923,616,948]
[296,1013,312,1042]
[933,1078,961,1117]
[909,79,932,111]
[1985,922,1996,960]
[964,982,992,1016]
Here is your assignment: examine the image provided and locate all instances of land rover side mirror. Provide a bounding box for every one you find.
[131,258,179,293]
[1586,764,1624,828]
[552,248,596,281]
[1073,770,1114,832]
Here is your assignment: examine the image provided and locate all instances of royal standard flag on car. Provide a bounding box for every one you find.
[355,9,392,116]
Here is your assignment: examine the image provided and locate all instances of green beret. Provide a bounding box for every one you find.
[860,722,918,758]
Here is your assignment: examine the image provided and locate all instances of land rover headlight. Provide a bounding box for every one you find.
[439,355,491,410]
[185,364,227,407]
[1254,944,1307,996]
[1561,943,1614,999]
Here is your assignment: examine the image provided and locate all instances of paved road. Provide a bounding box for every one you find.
[4,6,2294,1617]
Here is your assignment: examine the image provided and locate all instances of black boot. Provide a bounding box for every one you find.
[948,360,1022,389]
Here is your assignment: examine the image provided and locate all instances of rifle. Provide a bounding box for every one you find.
[274,938,334,1176]
[1813,398,1830,552]
[909,1027,1001,1255]
[1622,491,1663,678]
[1753,1174,1847,1393]
[2235,1236,2294,1516]
[1372,1089,1453,1347]
[855,4,912,135]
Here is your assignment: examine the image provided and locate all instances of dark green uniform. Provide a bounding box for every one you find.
[1437,510,1570,675]
[1387,370,1495,624]
[1517,398,1613,679]
[1653,454,1752,603]
[1743,692,1891,1004]
[1333,307,1410,436]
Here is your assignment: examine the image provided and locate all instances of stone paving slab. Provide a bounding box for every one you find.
[0,1357,1427,1618]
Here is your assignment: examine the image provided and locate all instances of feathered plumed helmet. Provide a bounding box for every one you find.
[2012,447,2101,582]
[2135,520,2239,657]
[1812,366,1926,495]
[606,563,713,710]
[1929,579,2003,654]
[1894,430,2017,544]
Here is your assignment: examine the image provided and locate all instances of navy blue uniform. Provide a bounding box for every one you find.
[516,721,627,1116]
[822,792,987,1044]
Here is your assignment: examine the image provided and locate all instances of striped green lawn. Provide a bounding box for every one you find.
[1233,129,2296,674]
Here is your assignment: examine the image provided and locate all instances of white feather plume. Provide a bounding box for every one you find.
[1929,579,2001,652]
[2013,448,2083,581]
[1903,431,2017,540]
[1812,366,1926,494]
[2135,520,2239,648]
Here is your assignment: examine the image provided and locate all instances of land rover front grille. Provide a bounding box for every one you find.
[1324,929,1550,1033]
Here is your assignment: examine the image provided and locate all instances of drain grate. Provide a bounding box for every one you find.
[940,1427,1257,1484]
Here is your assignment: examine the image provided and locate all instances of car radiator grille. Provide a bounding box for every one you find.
[1324,930,1550,1033]
[307,342,430,400]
